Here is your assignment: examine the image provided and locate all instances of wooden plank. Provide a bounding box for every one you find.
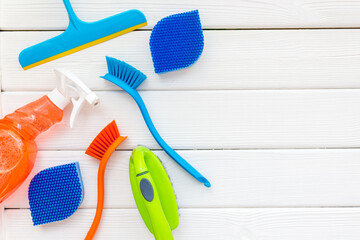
[2,0,360,30]
[4,149,360,208]
[0,32,2,91]
[0,70,2,240]
[3,30,360,91]
[5,208,360,239]
[2,90,360,150]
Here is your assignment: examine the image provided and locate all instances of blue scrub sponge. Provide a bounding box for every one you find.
[150,10,204,74]
[28,162,84,226]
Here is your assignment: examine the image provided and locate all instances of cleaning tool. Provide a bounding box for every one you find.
[150,10,204,74]
[19,0,147,70]
[130,146,179,240]
[0,69,98,203]
[102,57,210,188]
[85,121,127,239]
[28,162,84,225]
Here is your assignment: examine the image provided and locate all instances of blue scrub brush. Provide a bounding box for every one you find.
[102,56,210,188]
[149,10,204,74]
[28,162,84,226]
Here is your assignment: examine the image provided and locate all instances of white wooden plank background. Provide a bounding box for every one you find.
[5,208,360,240]
[4,149,360,209]
[3,0,360,30]
[3,30,360,91]
[4,90,360,150]
[1,0,360,239]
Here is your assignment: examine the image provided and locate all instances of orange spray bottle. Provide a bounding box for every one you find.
[0,69,99,202]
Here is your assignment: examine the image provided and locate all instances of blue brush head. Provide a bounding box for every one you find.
[104,56,147,90]
[150,10,204,74]
[28,162,84,226]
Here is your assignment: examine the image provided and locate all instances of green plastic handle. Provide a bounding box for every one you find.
[137,173,173,240]
[130,146,179,239]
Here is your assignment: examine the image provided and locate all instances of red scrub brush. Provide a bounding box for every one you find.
[85,120,127,239]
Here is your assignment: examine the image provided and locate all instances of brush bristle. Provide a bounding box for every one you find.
[105,56,147,89]
[28,162,84,226]
[86,120,121,160]
[150,10,204,74]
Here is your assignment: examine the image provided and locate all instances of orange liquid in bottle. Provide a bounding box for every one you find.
[0,96,63,202]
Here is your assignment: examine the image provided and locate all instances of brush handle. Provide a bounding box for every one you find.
[132,91,211,188]
[85,155,107,240]
[139,175,174,240]
[63,0,82,28]
[133,150,174,240]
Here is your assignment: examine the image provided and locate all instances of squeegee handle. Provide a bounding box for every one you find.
[63,0,82,27]
[132,91,211,188]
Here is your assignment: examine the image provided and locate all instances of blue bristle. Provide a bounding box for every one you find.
[105,56,147,89]
[28,162,84,226]
[150,10,204,74]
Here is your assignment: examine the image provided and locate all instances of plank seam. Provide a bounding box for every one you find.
[4,27,360,31]
[5,206,360,210]
[25,147,360,152]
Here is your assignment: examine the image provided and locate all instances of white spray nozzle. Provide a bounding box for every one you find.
[48,69,100,128]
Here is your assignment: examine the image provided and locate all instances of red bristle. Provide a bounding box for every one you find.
[108,123,117,140]
[93,139,106,152]
[98,134,110,147]
[103,131,113,144]
[107,127,114,140]
[106,129,115,141]
[89,151,102,160]
[93,141,106,152]
[86,121,122,160]
[113,124,120,138]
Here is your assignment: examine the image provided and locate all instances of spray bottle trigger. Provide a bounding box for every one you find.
[53,68,100,128]
[69,97,85,128]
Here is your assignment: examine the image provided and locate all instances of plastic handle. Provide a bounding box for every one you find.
[103,74,210,187]
[140,177,174,240]
[69,97,85,128]
[132,91,211,187]
[62,0,82,28]
[135,153,173,240]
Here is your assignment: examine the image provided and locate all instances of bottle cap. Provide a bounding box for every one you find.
[47,89,71,110]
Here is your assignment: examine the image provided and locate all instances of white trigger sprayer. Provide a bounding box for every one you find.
[47,69,100,127]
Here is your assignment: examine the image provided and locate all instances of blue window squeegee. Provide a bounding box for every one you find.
[19,0,147,70]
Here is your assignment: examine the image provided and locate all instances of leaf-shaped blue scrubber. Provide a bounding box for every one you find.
[28,162,84,226]
[150,10,204,74]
